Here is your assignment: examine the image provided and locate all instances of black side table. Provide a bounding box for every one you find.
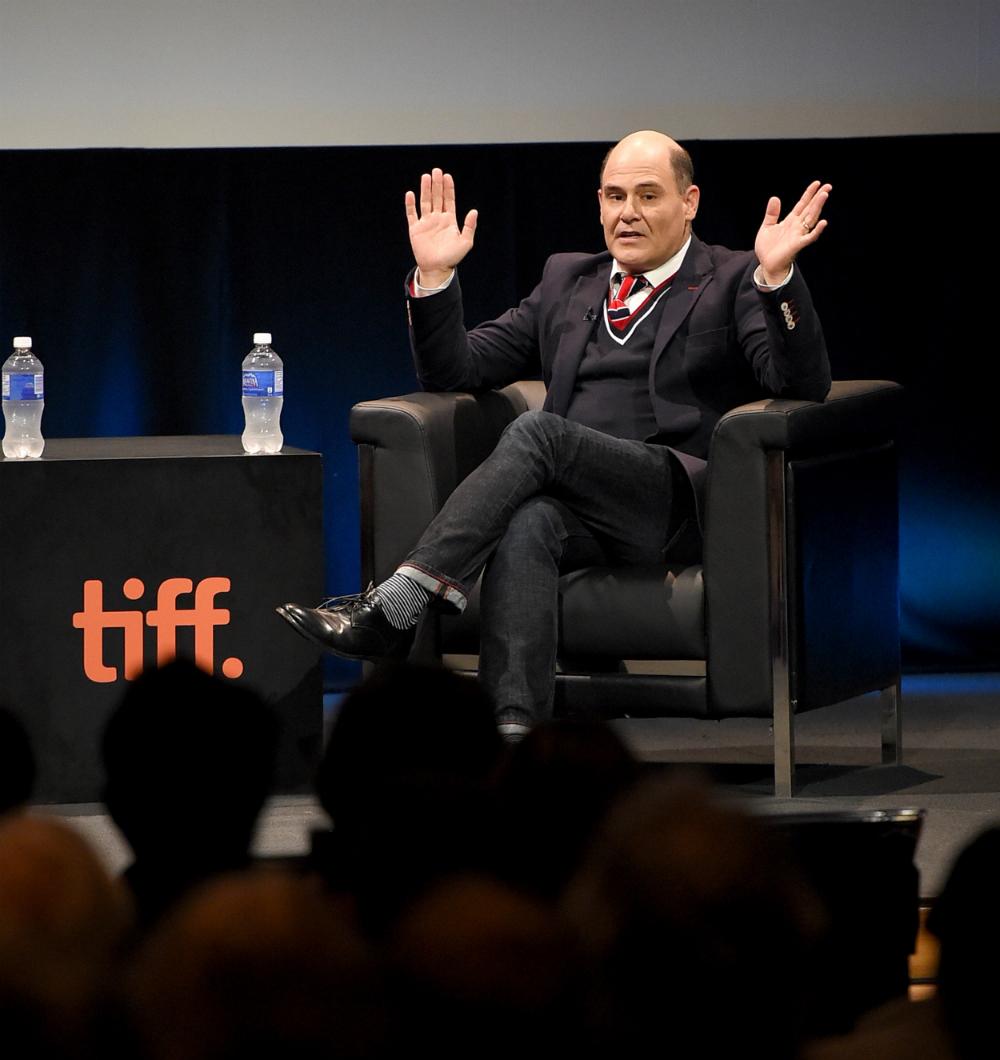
[1,436,324,802]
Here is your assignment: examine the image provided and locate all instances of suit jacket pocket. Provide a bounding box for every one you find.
[685,325,730,350]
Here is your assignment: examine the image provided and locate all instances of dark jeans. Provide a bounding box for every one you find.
[398,410,684,726]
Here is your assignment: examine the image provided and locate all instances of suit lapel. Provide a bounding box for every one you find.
[543,266,608,417]
[652,236,714,357]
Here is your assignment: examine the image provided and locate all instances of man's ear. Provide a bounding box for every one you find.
[684,184,701,221]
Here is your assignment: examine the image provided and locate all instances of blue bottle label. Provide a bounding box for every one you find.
[2,372,44,400]
[242,369,283,396]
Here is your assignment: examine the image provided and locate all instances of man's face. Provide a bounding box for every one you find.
[598,138,699,274]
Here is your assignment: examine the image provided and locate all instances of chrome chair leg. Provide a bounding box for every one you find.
[881,679,903,765]
[768,451,795,798]
[774,696,795,798]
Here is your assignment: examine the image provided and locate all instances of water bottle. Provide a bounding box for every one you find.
[2,336,45,459]
[241,332,283,454]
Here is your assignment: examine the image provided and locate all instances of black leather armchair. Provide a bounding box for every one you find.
[350,379,903,796]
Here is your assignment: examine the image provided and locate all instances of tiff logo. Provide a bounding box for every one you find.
[72,577,245,683]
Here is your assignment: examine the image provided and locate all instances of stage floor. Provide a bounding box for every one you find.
[35,672,1000,900]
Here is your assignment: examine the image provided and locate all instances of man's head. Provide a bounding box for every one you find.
[598,131,699,275]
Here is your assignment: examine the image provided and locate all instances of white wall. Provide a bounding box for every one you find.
[2,0,998,148]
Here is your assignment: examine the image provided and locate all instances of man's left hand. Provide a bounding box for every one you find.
[755,180,832,285]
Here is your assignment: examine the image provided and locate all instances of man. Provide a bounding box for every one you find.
[279,130,832,740]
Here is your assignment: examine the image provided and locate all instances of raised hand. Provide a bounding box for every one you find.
[754,180,832,285]
[404,168,479,288]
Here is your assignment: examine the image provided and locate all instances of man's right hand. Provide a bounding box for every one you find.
[404,168,478,289]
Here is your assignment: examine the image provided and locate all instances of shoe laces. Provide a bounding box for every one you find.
[317,583,376,610]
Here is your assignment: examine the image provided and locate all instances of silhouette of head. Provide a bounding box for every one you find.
[929,825,1000,1059]
[317,661,502,827]
[493,718,640,899]
[127,868,386,1060]
[563,775,823,1058]
[387,874,582,1059]
[0,816,131,1053]
[0,706,35,814]
[315,662,503,936]
[101,659,277,928]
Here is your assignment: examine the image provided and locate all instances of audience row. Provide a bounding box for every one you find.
[0,660,994,1058]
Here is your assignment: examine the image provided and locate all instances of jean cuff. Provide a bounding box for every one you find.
[397,564,468,613]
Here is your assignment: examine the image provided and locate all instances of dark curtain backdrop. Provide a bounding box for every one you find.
[1,134,996,682]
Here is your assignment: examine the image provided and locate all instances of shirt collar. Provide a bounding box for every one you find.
[612,235,692,287]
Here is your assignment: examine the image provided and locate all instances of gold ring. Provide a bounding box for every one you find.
[801,219,812,232]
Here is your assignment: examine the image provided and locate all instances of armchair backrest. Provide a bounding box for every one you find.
[350,383,541,586]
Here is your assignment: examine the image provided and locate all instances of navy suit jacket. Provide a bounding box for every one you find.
[406,234,832,519]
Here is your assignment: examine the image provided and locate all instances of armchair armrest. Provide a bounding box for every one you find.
[350,381,545,584]
[704,380,903,717]
[708,380,903,454]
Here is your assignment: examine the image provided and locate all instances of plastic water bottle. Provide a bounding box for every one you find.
[2,336,45,459]
[241,332,283,454]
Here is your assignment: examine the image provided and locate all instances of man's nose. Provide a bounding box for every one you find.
[621,196,642,221]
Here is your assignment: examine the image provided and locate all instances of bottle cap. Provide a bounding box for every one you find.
[253,332,272,345]
[13,337,31,349]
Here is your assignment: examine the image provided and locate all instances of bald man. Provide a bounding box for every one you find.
[279,132,833,739]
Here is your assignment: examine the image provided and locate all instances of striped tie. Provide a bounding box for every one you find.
[607,273,648,330]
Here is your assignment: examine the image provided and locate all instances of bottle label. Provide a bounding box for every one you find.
[242,369,283,397]
[2,372,44,400]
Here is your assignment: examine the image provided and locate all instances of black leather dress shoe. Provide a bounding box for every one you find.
[276,586,413,661]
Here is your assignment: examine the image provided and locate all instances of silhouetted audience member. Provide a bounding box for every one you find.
[386,874,584,1060]
[314,661,504,937]
[101,659,277,933]
[15,655,964,1059]
[0,816,132,1058]
[928,825,1000,1060]
[125,868,386,1060]
[492,718,641,900]
[0,706,36,813]
[563,774,825,1060]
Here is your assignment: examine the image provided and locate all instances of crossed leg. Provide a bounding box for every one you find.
[399,411,681,722]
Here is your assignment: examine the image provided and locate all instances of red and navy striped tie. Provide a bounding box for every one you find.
[607,273,649,330]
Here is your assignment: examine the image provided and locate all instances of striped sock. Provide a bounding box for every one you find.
[376,572,431,630]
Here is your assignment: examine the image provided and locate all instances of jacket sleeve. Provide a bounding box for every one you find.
[734,262,832,402]
[405,268,544,393]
